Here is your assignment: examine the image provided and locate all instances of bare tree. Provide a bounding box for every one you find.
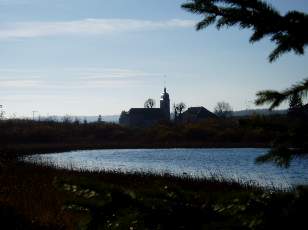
[144,98,156,108]
[62,115,73,123]
[0,105,4,120]
[173,102,187,122]
[214,102,233,118]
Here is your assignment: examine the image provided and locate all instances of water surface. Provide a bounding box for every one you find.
[24,148,308,189]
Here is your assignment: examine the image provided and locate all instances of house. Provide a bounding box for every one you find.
[182,106,217,123]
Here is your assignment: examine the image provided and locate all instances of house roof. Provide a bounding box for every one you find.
[183,107,217,120]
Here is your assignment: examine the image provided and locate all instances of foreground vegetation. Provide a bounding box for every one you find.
[0,160,307,230]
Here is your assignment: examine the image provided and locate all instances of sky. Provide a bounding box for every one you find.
[0,0,308,117]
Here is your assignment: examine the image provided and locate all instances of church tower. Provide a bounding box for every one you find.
[160,87,170,120]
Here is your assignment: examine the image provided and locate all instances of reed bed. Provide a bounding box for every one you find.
[1,159,307,229]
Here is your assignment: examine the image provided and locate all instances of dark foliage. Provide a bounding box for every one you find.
[0,117,274,157]
[182,0,308,62]
[288,92,303,117]
[182,0,308,166]
[1,161,307,229]
[255,78,308,110]
[1,116,307,166]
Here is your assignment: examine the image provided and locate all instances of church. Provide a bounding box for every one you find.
[119,87,217,127]
[119,88,170,127]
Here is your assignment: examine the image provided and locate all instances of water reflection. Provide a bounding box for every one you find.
[24,148,308,189]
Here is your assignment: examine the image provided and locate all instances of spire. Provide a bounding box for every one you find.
[160,83,170,120]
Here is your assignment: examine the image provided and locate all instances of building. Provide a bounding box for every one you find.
[119,88,217,126]
[182,106,217,123]
[119,88,171,127]
[160,87,171,120]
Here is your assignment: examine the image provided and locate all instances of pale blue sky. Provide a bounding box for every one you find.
[0,0,307,117]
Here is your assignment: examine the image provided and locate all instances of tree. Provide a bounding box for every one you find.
[74,117,80,125]
[97,115,103,123]
[144,98,156,108]
[182,0,308,166]
[255,78,308,111]
[288,92,303,117]
[214,101,233,118]
[119,111,129,125]
[182,0,308,62]
[173,102,187,122]
[0,105,4,120]
[62,115,73,124]
[182,0,308,110]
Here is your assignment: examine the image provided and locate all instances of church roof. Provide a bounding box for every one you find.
[129,108,165,118]
[127,108,166,127]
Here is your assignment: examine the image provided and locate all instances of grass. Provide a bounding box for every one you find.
[1,159,307,229]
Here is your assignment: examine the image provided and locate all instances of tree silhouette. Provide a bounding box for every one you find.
[214,101,233,118]
[144,98,156,108]
[97,115,103,123]
[182,0,308,62]
[119,111,129,125]
[182,0,308,109]
[288,92,303,117]
[0,105,4,120]
[182,0,308,166]
[173,102,187,122]
[255,78,308,110]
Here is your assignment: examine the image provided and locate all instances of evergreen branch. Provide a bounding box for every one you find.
[255,90,287,110]
[255,78,308,109]
[182,0,308,62]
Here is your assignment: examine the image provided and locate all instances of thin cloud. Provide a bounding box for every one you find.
[0,18,196,39]
[0,78,42,88]
[0,67,161,90]
[75,68,162,79]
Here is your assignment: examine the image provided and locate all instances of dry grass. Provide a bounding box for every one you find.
[0,160,307,229]
[0,161,77,229]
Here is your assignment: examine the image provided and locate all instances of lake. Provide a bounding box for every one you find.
[24,148,308,189]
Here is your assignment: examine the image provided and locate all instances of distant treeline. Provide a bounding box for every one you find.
[1,115,307,157]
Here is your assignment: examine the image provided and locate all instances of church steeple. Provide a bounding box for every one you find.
[160,87,170,120]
